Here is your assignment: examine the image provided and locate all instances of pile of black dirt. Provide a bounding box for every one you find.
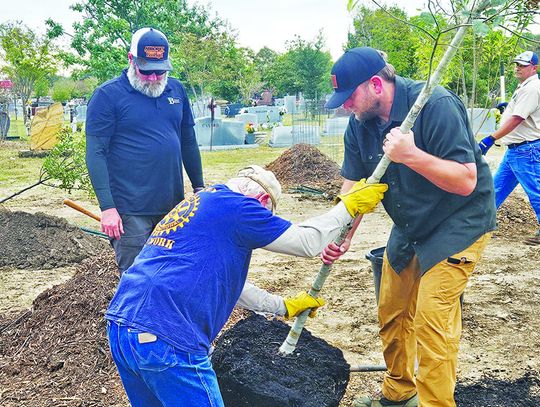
[455,372,540,406]
[266,144,342,199]
[212,313,350,407]
[0,252,126,406]
[0,209,107,269]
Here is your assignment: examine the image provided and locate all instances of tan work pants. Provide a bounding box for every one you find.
[379,233,491,407]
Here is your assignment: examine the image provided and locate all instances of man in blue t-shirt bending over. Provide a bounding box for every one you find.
[85,27,204,273]
[106,165,387,407]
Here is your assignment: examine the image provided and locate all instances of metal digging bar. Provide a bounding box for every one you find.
[279,0,484,357]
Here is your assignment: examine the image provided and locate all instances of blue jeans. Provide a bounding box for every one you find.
[493,142,540,225]
[110,214,164,273]
[107,320,224,407]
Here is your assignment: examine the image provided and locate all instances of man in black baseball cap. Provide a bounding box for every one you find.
[325,47,386,110]
[129,27,173,72]
[85,27,204,274]
[322,47,496,407]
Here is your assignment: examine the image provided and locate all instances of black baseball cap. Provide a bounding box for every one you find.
[130,27,173,71]
[325,47,386,109]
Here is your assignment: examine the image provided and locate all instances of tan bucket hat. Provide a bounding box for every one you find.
[237,165,282,212]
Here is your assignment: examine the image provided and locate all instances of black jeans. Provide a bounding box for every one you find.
[110,214,164,273]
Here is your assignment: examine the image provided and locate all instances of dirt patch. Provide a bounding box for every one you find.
[213,313,349,407]
[0,252,126,407]
[266,144,342,198]
[495,193,538,238]
[0,209,107,269]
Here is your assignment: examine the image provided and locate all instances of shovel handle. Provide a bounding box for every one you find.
[63,199,101,222]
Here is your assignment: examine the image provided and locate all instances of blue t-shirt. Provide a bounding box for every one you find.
[85,70,201,215]
[106,185,292,354]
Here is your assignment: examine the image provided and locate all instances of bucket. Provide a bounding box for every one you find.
[365,247,385,304]
[365,247,464,307]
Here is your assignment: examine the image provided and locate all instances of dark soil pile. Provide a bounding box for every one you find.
[0,209,107,269]
[266,144,342,198]
[455,372,540,406]
[0,252,126,407]
[212,313,350,407]
[495,194,538,238]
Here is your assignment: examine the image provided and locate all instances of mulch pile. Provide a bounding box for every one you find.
[266,144,342,198]
[495,194,538,238]
[0,210,107,269]
[213,314,350,407]
[455,373,540,406]
[0,251,125,407]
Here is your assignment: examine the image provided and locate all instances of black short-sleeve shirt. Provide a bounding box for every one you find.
[341,76,496,273]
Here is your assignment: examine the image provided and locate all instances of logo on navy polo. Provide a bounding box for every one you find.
[331,74,338,89]
[168,97,181,104]
[144,46,165,60]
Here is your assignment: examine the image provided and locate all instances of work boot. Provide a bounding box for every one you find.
[524,230,540,246]
[353,393,418,407]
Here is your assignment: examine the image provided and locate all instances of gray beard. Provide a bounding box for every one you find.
[127,64,168,98]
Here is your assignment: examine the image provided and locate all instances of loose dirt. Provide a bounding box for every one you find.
[0,209,106,269]
[266,144,342,198]
[0,252,125,406]
[213,314,349,407]
[1,145,539,406]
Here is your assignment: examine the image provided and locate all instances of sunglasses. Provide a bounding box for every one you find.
[137,67,167,76]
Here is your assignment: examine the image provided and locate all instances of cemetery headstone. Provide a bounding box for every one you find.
[284,95,296,114]
[195,117,223,146]
[269,126,293,148]
[221,121,245,145]
[246,106,281,124]
[235,113,259,129]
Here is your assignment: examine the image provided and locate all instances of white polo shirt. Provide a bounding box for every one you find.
[500,74,540,145]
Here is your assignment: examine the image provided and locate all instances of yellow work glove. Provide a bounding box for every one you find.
[283,292,326,320]
[336,178,388,217]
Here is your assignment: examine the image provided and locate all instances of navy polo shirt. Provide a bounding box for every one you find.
[341,76,496,273]
[86,70,197,215]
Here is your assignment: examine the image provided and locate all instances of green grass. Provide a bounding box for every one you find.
[0,140,44,186]
[200,144,287,181]
[6,116,29,140]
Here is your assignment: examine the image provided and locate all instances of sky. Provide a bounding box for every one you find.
[2,0,539,61]
[2,0,427,60]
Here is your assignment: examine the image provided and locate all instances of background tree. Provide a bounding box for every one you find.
[346,1,539,109]
[173,31,241,115]
[51,78,75,104]
[254,47,279,90]
[71,77,99,100]
[347,6,419,78]
[0,22,58,125]
[33,77,50,103]
[264,34,333,100]
[48,0,226,84]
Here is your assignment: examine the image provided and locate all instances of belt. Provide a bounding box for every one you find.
[507,138,540,149]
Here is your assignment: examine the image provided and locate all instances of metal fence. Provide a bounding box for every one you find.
[288,98,346,166]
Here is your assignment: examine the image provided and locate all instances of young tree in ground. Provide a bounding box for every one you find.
[0,22,58,125]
